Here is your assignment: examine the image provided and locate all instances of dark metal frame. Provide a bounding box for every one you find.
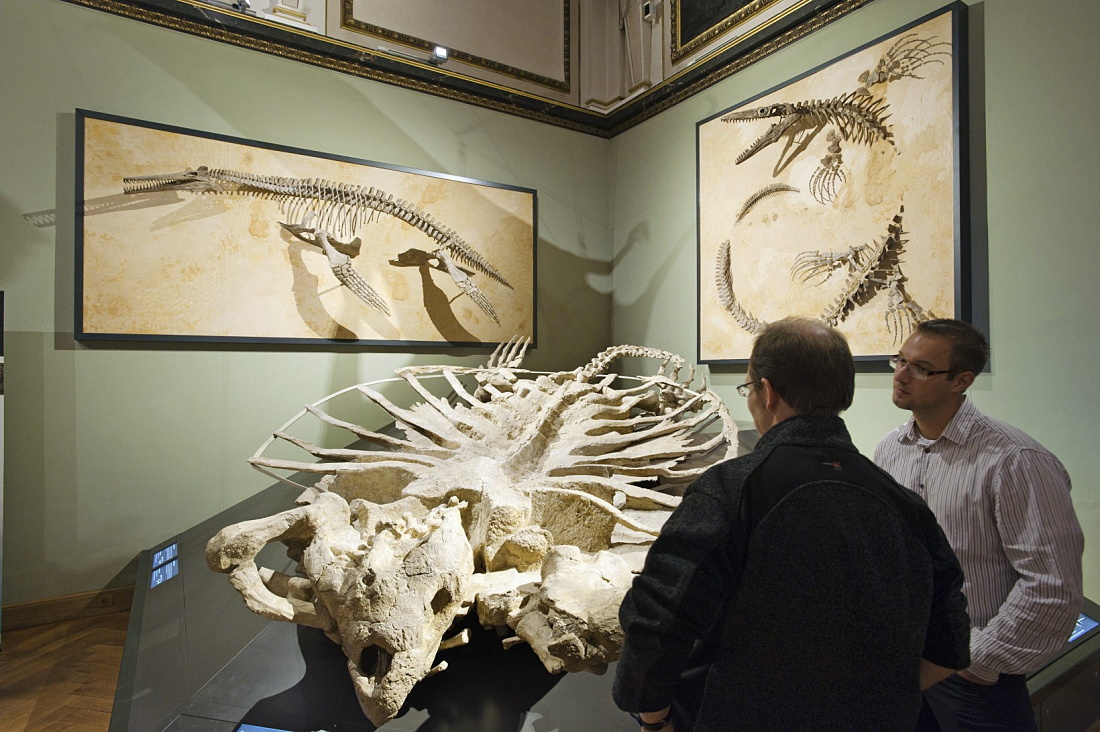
[75,109,537,348]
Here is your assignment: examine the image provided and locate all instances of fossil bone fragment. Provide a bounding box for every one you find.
[282,214,391,316]
[506,545,633,674]
[735,183,799,224]
[857,32,951,89]
[807,206,934,341]
[208,491,474,724]
[715,239,767,335]
[122,166,509,322]
[207,341,737,725]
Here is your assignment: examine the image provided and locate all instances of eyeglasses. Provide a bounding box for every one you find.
[736,381,755,397]
[888,355,954,380]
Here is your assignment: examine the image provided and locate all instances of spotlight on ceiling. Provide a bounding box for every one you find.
[376,45,450,68]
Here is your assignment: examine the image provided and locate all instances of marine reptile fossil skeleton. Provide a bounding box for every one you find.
[716,205,930,339]
[714,32,948,342]
[721,31,950,205]
[123,166,510,324]
[206,339,737,725]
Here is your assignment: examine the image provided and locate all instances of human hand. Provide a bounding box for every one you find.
[632,707,675,731]
[636,721,675,732]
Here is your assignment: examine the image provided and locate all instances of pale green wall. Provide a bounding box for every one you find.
[610,0,1099,599]
[3,0,1097,609]
[0,1,612,604]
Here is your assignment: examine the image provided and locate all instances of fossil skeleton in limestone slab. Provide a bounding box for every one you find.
[720,32,949,205]
[716,205,933,343]
[206,339,736,725]
[793,206,931,338]
[123,166,509,324]
[713,32,948,344]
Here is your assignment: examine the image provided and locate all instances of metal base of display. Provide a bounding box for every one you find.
[108,481,637,732]
[1028,597,1100,732]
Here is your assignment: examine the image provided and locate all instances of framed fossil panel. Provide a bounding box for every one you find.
[697,3,970,363]
[75,110,536,347]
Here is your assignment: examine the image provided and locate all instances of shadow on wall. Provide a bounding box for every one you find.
[526,237,613,373]
[610,221,693,375]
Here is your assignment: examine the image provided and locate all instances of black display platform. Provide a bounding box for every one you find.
[109,481,638,732]
[1028,597,1100,732]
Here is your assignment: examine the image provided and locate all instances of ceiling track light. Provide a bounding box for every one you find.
[377,45,449,67]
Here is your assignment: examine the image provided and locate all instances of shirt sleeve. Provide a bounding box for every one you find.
[612,475,744,713]
[968,448,1084,680]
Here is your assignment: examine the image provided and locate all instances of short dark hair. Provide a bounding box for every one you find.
[749,317,855,416]
[914,319,990,375]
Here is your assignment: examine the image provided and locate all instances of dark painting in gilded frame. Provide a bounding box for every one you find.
[672,0,846,63]
[675,0,757,58]
[75,110,536,347]
[697,4,970,363]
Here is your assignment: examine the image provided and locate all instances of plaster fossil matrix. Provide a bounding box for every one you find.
[206,339,737,725]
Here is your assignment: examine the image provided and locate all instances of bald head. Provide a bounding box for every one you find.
[748,318,855,416]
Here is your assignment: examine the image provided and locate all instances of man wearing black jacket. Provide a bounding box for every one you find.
[613,318,971,732]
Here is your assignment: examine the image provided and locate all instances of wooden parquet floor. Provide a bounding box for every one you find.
[0,611,129,732]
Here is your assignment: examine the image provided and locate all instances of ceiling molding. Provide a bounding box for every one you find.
[60,0,874,138]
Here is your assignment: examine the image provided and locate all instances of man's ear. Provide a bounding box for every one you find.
[759,377,781,411]
[951,371,975,393]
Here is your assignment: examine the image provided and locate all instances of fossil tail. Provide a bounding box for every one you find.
[715,240,767,334]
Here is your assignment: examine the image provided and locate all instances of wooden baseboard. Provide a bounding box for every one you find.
[1,586,135,631]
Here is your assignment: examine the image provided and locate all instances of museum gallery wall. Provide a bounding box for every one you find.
[0,291,5,643]
[2,0,1097,658]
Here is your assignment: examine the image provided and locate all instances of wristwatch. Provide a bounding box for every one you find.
[630,710,672,730]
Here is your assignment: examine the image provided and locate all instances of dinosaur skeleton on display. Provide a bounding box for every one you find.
[123,167,509,325]
[206,339,737,726]
[713,32,948,343]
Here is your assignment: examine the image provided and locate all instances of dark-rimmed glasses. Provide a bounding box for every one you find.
[888,355,954,380]
[736,381,755,397]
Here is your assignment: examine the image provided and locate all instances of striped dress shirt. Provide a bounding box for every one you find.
[875,397,1084,681]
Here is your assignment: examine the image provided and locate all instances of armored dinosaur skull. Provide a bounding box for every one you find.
[326,498,474,724]
[207,492,474,725]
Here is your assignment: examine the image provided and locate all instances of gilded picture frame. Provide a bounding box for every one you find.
[75,110,536,347]
[697,4,969,363]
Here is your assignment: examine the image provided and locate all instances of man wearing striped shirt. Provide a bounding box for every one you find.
[875,318,1084,732]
